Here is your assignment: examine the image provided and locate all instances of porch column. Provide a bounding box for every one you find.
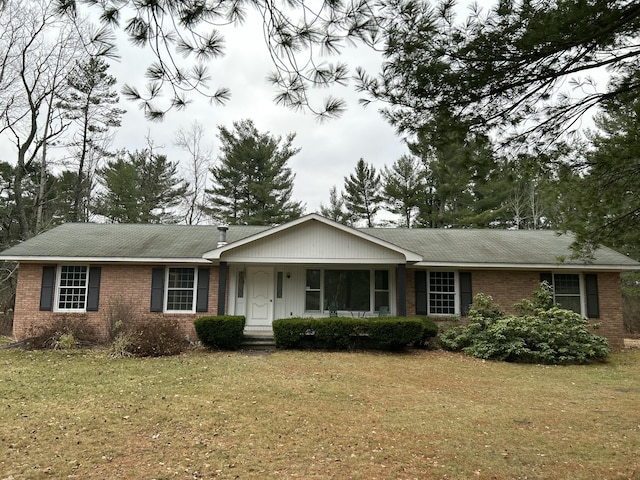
[217,261,227,315]
[397,263,406,316]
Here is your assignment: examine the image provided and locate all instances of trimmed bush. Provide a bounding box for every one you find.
[272,317,310,349]
[439,287,610,364]
[272,316,424,350]
[414,317,441,348]
[194,315,245,350]
[366,317,425,350]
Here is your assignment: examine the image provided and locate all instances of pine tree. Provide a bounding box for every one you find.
[319,185,351,225]
[57,56,125,222]
[382,155,424,228]
[95,149,187,223]
[205,119,304,225]
[557,94,640,260]
[410,112,510,228]
[343,158,382,228]
[357,0,640,142]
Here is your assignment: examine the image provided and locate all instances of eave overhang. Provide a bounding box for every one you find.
[202,213,423,263]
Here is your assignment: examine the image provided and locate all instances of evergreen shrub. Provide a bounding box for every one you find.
[194,315,245,350]
[414,317,441,348]
[439,285,610,364]
[272,316,424,350]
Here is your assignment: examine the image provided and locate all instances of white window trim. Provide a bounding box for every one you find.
[427,270,460,317]
[549,272,585,316]
[54,264,90,313]
[304,267,393,314]
[164,266,198,314]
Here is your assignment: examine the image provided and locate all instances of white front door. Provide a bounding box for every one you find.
[245,267,274,329]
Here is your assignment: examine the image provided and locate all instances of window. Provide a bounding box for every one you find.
[429,271,456,315]
[57,265,88,310]
[550,273,581,314]
[305,268,390,313]
[276,272,284,299]
[237,271,245,299]
[325,270,370,311]
[305,269,321,311]
[374,270,390,311]
[166,267,196,312]
[415,270,461,316]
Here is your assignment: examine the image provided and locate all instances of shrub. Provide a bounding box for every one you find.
[107,332,135,358]
[104,296,137,341]
[0,311,13,337]
[121,318,185,357]
[272,316,424,350]
[414,317,441,349]
[313,317,363,349]
[194,316,245,350]
[439,287,610,364]
[366,317,425,350]
[272,318,312,348]
[27,315,99,350]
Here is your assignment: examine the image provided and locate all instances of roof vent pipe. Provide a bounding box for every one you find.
[217,225,229,248]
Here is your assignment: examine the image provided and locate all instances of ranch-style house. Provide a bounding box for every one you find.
[1,214,638,348]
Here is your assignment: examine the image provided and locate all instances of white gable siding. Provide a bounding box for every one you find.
[220,221,406,264]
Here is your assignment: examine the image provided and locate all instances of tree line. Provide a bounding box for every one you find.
[0,0,638,263]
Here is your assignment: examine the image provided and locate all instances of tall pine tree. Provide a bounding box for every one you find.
[58,57,125,222]
[95,148,187,223]
[205,119,304,225]
[382,155,424,228]
[343,158,382,228]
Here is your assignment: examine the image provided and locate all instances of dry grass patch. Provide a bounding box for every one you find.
[0,348,639,479]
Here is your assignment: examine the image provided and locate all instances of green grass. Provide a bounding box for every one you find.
[0,348,639,479]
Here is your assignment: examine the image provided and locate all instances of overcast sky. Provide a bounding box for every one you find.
[106,10,410,217]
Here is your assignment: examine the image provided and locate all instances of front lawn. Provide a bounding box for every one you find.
[0,348,639,479]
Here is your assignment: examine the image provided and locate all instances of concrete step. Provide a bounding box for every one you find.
[241,335,276,350]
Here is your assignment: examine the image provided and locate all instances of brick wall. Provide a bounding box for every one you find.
[13,263,221,342]
[406,269,625,349]
[14,263,626,349]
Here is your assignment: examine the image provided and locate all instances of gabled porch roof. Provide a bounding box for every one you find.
[203,214,423,264]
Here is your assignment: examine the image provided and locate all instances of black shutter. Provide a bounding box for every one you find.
[585,273,600,318]
[150,267,165,312]
[540,272,553,287]
[415,271,427,315]
[459,272,472,316]
[39,266,56,311]
[196,268,210,312]
[86,267,101,311]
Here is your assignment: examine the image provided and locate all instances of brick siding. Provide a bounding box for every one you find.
[14,263,626,349]
[13,263,221,342]
[406,268,625,349]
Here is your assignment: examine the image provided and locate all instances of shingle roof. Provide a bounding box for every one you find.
[0,223,269,261]
[362,228,638,268]
[0,220,637,269]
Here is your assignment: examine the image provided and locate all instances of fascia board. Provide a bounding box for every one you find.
[411,261,640,271]
[216,256,408,264]
[2,256,214,265]
[203,213,423,262]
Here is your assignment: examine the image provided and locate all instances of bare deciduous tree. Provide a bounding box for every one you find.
[174,121,212,225]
